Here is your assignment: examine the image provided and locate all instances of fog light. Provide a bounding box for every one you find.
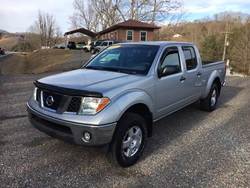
[82,132,91,142]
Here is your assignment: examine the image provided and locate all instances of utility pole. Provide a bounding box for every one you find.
[222,19,233,76]
[222,31,232,75]
[222,21,232,62]
[222,31,229,62]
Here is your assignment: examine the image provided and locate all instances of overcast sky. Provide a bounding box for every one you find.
[0,0,250,33]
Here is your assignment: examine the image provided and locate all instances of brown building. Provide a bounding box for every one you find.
[97,19,161,41]
[65,19,161,42]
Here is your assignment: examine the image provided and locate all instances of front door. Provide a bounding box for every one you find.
[155,46,188,118]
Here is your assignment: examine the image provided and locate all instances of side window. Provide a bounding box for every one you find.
[182,46,197,70]
[102,42,108,46]
[127,30,133,41]
[159,47,181,76]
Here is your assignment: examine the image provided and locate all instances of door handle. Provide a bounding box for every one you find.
[180,76,186,82]
[197,72,202,77]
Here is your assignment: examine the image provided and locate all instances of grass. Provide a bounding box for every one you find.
[0,49,91,75]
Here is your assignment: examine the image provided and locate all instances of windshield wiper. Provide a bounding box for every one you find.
[101,67,139,75]
[119,69,137,75]
[85,66,120,73]
[85,66,139,75]
[85,66,103,70]
[101,67,121,72]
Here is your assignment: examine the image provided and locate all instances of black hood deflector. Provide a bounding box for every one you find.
[34,81,103,98]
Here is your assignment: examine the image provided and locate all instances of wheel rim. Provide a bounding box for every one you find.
[211,89,217,106]
[122,126,142,158]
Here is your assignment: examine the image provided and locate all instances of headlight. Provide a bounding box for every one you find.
[33,87,38,100]
[78,97,110,115]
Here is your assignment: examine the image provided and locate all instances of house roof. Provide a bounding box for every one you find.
[64,19,161,37]
[98,19,161,35]
[64,28,97,37]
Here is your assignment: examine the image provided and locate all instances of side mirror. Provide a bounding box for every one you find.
[158,66,179,77]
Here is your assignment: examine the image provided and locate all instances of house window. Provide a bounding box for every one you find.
[140,31,147,41]
[126,30,133,41]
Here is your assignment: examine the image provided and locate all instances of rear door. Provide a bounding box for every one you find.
[155,46,188,117]
[181,46,202,101]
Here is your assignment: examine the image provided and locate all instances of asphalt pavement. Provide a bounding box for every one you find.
[0,74,249,187]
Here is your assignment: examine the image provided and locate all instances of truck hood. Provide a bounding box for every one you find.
[37,69,143,95]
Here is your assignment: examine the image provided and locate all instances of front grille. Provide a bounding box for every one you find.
[36,88,41,102]
[36,87,82,113]
[67,97,82,113]
[42,90,62,110]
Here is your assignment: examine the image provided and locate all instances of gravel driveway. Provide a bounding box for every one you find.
[0,74,249,187]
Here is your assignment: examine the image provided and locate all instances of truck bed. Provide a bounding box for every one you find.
[202,61,225,77]
[201,60,226,97]
[202,60,224,67]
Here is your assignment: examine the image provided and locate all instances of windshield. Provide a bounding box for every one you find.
[85,44,159,75]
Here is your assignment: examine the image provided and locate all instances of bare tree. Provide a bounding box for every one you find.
[70,0,182,31]
[92,0,123,30]
[31,11,61,47]
[70,0,127,30]
[127,0,181,23]
[70,0,100,31]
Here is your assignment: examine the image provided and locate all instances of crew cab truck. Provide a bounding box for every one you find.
[27,42,226,167]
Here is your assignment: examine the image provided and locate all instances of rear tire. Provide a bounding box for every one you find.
[200,83,219,112]
[109,113,147,167]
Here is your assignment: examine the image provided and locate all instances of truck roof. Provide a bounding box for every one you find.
[120,41,194,47]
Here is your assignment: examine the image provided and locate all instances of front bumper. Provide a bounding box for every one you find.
[27,103,116,146]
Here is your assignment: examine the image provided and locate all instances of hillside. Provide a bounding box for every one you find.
[0,36,20,50]
[0,29,8,34]
[0,49,91,75]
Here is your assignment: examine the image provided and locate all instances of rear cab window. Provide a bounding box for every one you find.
[182,46,198,71]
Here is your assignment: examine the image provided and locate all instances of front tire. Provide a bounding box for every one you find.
[109,113,147,167]
[200,83,219,111]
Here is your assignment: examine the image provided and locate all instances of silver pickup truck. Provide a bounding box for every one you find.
[27,42,226,167]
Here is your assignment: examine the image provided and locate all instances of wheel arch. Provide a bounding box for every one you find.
[202,70,222,98]
[118,103,153,137]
